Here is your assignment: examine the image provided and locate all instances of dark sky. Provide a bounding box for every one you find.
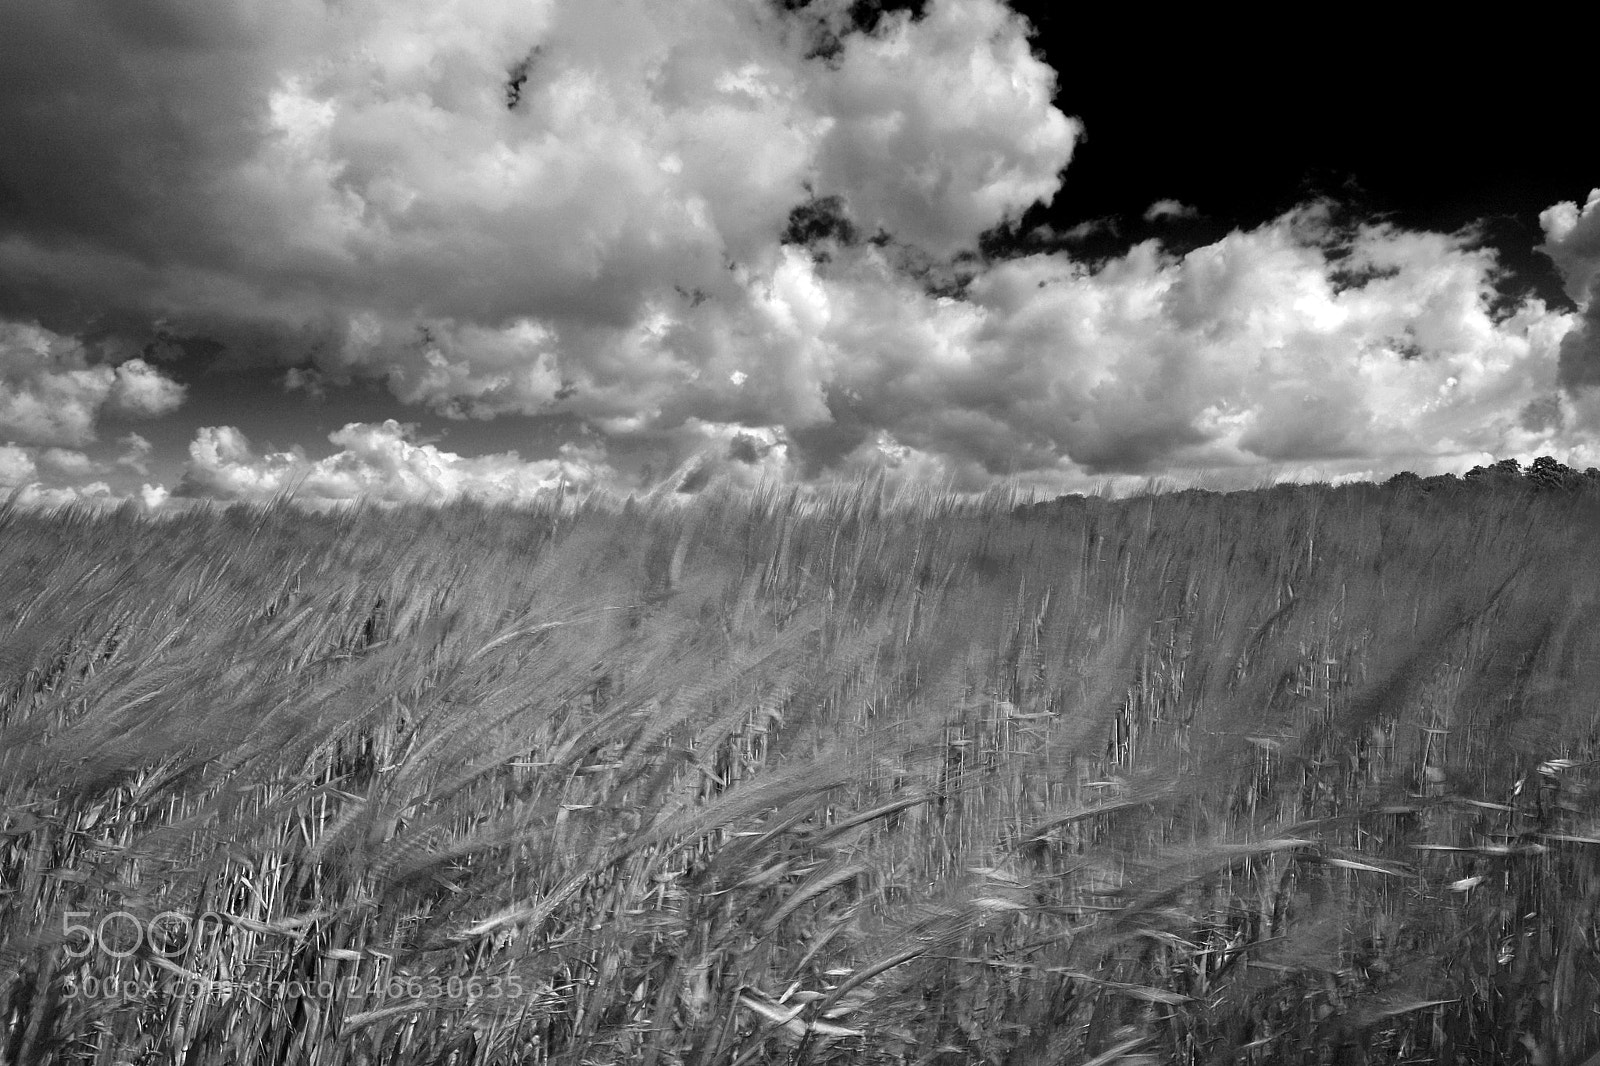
[1017,5,1585,303]
[0,0,1595,508]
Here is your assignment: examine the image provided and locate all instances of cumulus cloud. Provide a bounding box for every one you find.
[1541,188,1600,390]
[1143,199,1199,223]
[808,1,1078,257]
[1541,189,1600,302]
[714,204,1594,483]
[116,432,154,475]
[11,481,113,509]
[283,366,327,400]
[177,420,614,505]
[0,0,1075,430]
[0,321,186,446]
[0,443,36,487]
[110,359,187,416]
[39,447,101,478]
[0,0,1073,346]
[358,203,1596,490]
[1052,218,1119,243]
[3,0,1596,496]
[838,430,981,489]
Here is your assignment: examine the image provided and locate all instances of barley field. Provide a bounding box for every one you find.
[2,478,1598,1065]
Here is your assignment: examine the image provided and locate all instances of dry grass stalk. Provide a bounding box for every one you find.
[0,482,1596,1063]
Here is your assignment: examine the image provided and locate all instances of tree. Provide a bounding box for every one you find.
[1464,458,1523,484]
[1419,473,1459,492]
[1526,455,1577,491]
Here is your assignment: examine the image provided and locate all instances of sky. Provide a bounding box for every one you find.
[1,0,1597,508]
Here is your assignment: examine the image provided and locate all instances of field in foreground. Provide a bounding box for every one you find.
[2,481,1599,1065]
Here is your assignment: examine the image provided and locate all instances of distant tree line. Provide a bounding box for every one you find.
[1384,455,1600,493]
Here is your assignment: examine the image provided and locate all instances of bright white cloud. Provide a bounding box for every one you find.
[178,420,613,505]
[11,481,113,508]
[673,204,1596,482]
[1541,188,1600,303]
[0,0,1076,420]
[39,447,101,478]
[1054,218,1118,243]
[1541,188,1600,390]
[382,202,1593,490]
[116,432,154,475]
[0,320,186,446]
[258,0,1069,321]
[1143,199,1199,223]
[1,1,1594,498]
[110,359,186,416]
[0,443,36,487]
[810,0,1078,256]
[359,318,569,420]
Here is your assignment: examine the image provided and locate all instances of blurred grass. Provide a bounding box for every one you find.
[0,478,1597,1064]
